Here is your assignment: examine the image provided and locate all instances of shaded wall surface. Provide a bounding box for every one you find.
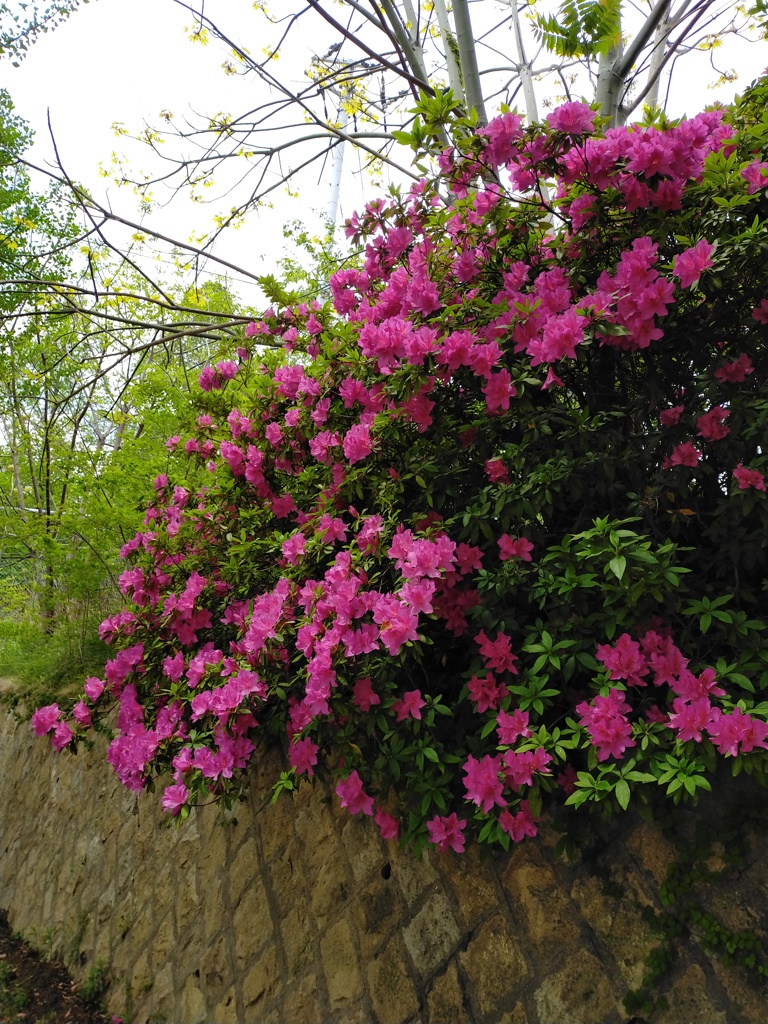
[0,710,766,1023]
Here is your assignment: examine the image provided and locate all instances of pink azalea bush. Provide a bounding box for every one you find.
[33,78,768,855]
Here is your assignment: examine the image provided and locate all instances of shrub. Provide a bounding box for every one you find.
[32,78,768,855]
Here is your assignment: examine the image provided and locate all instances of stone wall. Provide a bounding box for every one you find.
[0,709,766,1023]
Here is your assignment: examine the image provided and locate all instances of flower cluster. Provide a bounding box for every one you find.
[32,82,768,854]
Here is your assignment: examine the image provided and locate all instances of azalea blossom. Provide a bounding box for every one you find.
[733,464,766,492]
[336,771,375,816]
[663,442,702,468]
[426,813,466,853]
[674,239,715,288]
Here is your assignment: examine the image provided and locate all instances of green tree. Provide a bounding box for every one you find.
[0,92,250,686]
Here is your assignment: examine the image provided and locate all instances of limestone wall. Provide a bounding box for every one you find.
[0,709,766,1023]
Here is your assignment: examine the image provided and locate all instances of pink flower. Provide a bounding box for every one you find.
[216,360,238,380]
[708,707,768,756]
[289,737,319,776]
[72,701,92,727]
[673,239,715,288]
[714,353,754,382]
[374,808,400,840]
[282,533,307,565]
[485,458,509,484]
[265,422,283,447]
[696,406,730,442]
[318,514,347,545]
[31,703,60,736]
[546,101,595,135]
[352,677,381,712]
[557,763,578,795]
[503,747,552,787]
[426,813,466,853]
[83,676,105,701]
[496,709,531,745]
[663,442,702,469]
[467,673,506,713]
[498,535,534,562]
[475,630,519,675]
[597,634,649,688]
[343,423,374,464]
[400,579,436,614]
[455,544,483,575]
[51,720,75,752]
[733,464,766,492]
[198,366,215,391]
[576,689,636,762]
[751,299,768,324]
[336,771,375,816]
[741,159,768,194]
[483,370,516,413]
[668,697,717,743]
[541,366,564,390]
[660,404,684,427]
[393,689,425,722]
[161,783,189,815]
[499,800,538,842]
[462,754,505,812]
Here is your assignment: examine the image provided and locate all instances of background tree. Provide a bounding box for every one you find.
[34,0,767,246]
[0,91,254,690]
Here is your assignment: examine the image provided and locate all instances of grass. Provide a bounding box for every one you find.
[0,960,31,1021]
[0,609,111,712]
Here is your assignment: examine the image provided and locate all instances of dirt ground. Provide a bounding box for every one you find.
[0,912,113,1024]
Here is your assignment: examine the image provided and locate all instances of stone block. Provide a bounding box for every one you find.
[174,869,202,935]
[259,788,297,863]
[203,872,226,944]
[390,848,439,907]
[351,874,404,959]
[366,935,419,1024]
[148,909,175,968]
[402,891,460,977]
[655,963,727,1024]
[498,1004,529,1023]
[282,972,323,1024]
[268,838,304,916]
[319,917,364,1012]
[622,820,678,888]
[458,915,528,1020]
[569,874,617,936]
[232,872,273,969]
[341,814,386,883]
[243,944,280,1013]
[502,850,580,952]
[603,893,659,990]
[440,843,500,930]
[211,986,239,1024]
[179,977,207,1024]
[533,950,620,1024]
[710,959,767,1024]
[426,961,470,1023]
[201,932,232,998]
[293,788,339,878]
[229,837,259,904]
[279,898,314,976]
[310,849,352,930]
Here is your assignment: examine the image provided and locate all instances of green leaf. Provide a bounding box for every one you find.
[608,554,626,581]
[615,779,630,810]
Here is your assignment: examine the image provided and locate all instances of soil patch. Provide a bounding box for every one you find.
[0,911,112,1023]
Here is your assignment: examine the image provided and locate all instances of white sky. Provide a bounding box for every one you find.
[1,0,766,305]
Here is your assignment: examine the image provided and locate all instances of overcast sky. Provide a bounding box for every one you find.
[1,0,766,302]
